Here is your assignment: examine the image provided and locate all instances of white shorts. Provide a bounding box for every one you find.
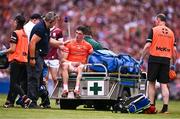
[45,59,60,68]
[63,62,84,72]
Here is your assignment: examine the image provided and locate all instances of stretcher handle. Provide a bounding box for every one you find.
[118,66,141,80]
[83,63,108,77]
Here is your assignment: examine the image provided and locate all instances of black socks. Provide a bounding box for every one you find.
[161,104,168,113]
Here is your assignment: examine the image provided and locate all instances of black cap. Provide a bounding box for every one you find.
[30,13,41,19]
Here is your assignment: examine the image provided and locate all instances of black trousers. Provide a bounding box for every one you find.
[27,55,50,106]
[7,61,27,104]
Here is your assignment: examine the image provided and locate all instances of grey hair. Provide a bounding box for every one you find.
[44,11,58,22]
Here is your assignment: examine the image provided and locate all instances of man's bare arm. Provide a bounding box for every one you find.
[2,43,16,55]
[140,42,151,60]
[172,46,177,65]
[29,34,41,58]
[49,38,64,48]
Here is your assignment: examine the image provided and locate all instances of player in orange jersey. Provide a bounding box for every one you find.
[61,26,93,98]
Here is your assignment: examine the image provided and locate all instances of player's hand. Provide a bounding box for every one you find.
[139,60,143,66]
[170,65,176,70]
[138,58,143,66]
[59,45,64,50]
[64,40,70,45]
[0,50,6,56]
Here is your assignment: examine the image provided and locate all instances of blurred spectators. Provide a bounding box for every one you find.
[0,0,179,97]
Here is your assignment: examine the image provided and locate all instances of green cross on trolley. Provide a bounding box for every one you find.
[90,82,102,95]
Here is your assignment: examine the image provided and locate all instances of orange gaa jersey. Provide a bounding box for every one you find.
[64,39,93,64]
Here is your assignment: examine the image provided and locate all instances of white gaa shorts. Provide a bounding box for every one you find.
[45,59,60,68]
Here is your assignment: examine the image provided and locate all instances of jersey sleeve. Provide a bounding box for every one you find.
[88,43,93,54]
[34,28,43,38]
[146,28,153,43]
[10,32,18,44]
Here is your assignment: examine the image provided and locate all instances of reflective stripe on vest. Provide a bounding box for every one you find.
[8,29,28,62]
[149,26,175,58]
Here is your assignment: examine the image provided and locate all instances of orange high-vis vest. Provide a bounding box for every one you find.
[149,25,175,58]
[8,29,28,62]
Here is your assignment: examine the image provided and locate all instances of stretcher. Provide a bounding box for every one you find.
[50,63,147,109]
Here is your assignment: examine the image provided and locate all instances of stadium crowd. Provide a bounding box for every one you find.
[0,0,179,99]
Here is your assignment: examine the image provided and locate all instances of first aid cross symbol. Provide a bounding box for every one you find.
[90,82,102,95]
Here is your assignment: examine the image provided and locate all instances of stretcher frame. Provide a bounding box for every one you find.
[50,63,147,109]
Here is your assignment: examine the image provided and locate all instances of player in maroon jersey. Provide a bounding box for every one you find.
[44,26,63,88]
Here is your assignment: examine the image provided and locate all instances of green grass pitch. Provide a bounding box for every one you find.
[0,94,180,119]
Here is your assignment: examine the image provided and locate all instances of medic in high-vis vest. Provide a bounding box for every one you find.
[140,13,177,114]
[2,14,32,108]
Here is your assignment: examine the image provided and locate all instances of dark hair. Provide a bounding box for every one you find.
[14,14,26,29]
[76,25,92,35]
[83,25,92,35]
[156,13,166,22]
[30,13,41,19]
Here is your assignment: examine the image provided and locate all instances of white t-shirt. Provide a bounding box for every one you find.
[24,21,35,43]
